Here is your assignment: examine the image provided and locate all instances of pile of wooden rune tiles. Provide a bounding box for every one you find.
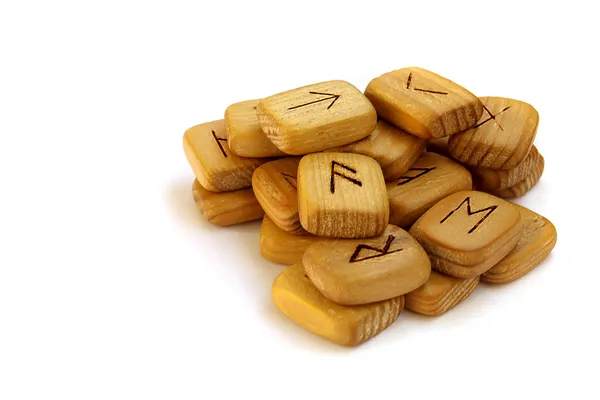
[183,67,557,347]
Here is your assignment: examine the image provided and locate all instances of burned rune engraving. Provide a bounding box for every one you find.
[330,161,362,194]
[472,105,512,131]
[211,130,228,158]
[440,197,498,234]
[288,91,341,111]
[349,235,402,263]
[406,72,448,95]
[396,167,437,186]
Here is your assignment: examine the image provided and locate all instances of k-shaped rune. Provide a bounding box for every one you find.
[211,130,228,157]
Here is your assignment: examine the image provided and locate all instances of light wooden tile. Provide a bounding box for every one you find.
[405,271,479,316]
[259,216,328,265]
[365,67,482,139]
[257,80,377,155]
[298,153,389,238]
[192,180,264,226]
[448,97,539,169]
[328,120,425,181]
[183,120,266,192]
[303,225,431,305]
[387,153,472,227]
[252,157,304,234]
[409,191,523,278]
[224,99,287,158]
[482,205,557,284]
[272,264,404,346]
[490,153,545,198]
[471,146,541,191]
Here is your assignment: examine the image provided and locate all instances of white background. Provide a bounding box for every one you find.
[1,1,599,399]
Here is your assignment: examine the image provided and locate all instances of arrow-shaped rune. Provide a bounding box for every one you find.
[288,91,341,111]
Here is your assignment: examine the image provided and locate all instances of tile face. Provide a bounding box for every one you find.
[303,225,431,305]
[405,271,480,316]
[448,97,539,170]
[257,80,377,155]
[365,67,483,139]
[297,153,389,238]
[328,120,425,181]
[482,205,557,284]
[183,120,266,192]
[224,99,286,158]
[409,191,523,278]
[490,153,544,198]
[252,157,304,234]
[192,180,264,226]
[272,264,404,346]
[387,153,472,227]
[259,216,328,265]
[471,146,541,191]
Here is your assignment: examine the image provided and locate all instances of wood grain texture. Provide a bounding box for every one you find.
[425,237,521,279]
[224,99,287,158]
[272,264,404,346]
[303,225,430,305]
[252,157,305,234]
[409,191,523,278]
[327,120,425,181]
[183,120,266,192]
[471,146,541,191]
[405,271,479,316]
[482,205,556,283]
[365,67,483,139]
[490,153,545,198]
[387,153,472,227]
[448,97,539,170]
[259,216,329,265]
[298,153,389,238]
[192,180,264,226]
[426,137,450,157]
[257,80,377,155]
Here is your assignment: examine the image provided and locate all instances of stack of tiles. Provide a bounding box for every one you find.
[181,67,557,347]
[184,120,266,226]
[429,97,544,198]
